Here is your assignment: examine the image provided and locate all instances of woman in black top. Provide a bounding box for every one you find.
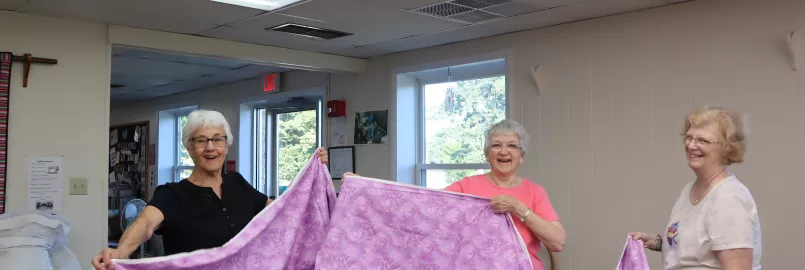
[92,109,328,270]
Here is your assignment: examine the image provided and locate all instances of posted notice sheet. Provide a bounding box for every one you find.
[27,155,64,213]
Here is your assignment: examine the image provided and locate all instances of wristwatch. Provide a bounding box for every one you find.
[519,208,532,222]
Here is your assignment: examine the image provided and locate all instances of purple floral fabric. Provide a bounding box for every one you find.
[315,176,533,270]
[112,155,336,270]
[617,236,650,270]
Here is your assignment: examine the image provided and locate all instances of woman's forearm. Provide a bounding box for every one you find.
[517,207,566,252]
[646,234,663,252]
[117,217,155,256]
[118,206,163,256]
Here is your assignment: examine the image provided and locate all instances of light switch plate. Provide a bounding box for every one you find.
[69,177,88,195]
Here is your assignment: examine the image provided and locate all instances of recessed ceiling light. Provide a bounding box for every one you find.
[210,0,307,11]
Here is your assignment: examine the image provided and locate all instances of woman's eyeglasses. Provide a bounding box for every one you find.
[489,143,521,152]
[191,136,227,148]
[682,134,718,146]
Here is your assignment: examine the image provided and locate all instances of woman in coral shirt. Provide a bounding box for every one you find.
[444,119,565,270]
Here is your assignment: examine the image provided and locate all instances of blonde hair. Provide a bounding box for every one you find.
[683,106,747,165]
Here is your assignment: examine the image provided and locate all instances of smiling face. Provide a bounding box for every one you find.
[486,133,524,176]
[188,126,228,174]
[684,122,725,171]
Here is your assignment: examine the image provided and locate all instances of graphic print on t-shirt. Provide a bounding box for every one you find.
[667,222,679,247]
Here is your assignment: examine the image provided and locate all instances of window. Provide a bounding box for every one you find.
[253,99,322,196]
[158,106,197,185]
[175,113,193,181]
[418,75,506,189]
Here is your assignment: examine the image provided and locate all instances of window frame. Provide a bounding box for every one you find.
[253,100,323,197]
[173,112,193,182]
[415,74,505,188]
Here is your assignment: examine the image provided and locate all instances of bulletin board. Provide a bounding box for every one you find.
[109,121,150,208]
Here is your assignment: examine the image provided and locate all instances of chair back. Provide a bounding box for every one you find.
[538,247,557,270]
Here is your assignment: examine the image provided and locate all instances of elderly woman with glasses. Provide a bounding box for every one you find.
[445,119,565,270]
[345,120,566,269]
[92,109,329,269]
[629,106,762,269]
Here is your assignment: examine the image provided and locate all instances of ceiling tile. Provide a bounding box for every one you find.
[112,56,227,86]
[113,46,249,69]
[362,0,446,10]
[227,64,291,77]
[19,0,263,34]
[199,25,352,55]
[0,0,28,11]
[110,45,296,104]
[201,0,466,53]
[337,23,503,58]
[282,0,468,44]
[337,0,669,57]
[526,0,591,9]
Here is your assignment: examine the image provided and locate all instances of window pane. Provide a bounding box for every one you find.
[177,115,194,166]
[424,169,490,190]
[424,76,506,164]
[276,110,318,191]
[178,168,193,181]
[254,108,267,194]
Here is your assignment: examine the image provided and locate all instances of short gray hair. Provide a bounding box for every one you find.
[484,119,530,156]
[181,109,233,150]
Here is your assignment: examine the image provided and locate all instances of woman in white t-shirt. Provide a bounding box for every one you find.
[629,106,762,270]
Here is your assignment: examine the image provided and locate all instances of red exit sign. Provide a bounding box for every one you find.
[263,73,280,92]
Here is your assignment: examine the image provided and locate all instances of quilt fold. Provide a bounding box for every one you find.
[315,176,533,270]
[112,155,336,270]
[616,236,650,270]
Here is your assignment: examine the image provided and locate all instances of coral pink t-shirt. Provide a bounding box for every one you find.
[445,174,560,270]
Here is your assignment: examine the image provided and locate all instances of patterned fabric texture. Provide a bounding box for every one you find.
[0,52,10,214]
[112,155,336,270]
[617,236,650,270]
[316,176,533,270]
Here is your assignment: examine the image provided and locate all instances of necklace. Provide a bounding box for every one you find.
[692,167,726,204]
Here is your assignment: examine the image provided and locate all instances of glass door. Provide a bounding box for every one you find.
[272,101,321,195]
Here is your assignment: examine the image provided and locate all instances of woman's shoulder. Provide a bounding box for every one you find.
[518,178,547,193]
[453,174,489,186]
[153,181,183,193]
[713,176,756,202]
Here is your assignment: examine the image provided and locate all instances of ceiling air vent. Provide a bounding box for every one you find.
[410,0,539,24]
[267,23,353,40]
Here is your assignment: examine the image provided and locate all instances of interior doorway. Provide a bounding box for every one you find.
[107,45,324,258]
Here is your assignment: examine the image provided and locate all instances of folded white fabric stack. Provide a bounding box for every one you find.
[0,210,80,270]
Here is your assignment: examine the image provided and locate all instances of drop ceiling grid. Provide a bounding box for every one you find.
[17,0,263,34]
[0,0,28,11]
[199,0,467,54]
[9,0,681,59]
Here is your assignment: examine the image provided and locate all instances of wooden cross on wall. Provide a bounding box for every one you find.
[10,53,58,87]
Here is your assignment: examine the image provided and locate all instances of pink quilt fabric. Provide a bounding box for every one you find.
[315,176,533,270]
[112,155,336,270]
[617,236,650,270]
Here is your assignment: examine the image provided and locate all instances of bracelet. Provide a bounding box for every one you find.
[518,209,531,222]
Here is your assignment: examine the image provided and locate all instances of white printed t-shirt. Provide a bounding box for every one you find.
[662,175,762,270]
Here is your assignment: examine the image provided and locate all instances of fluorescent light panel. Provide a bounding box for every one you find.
[211,0,305,11]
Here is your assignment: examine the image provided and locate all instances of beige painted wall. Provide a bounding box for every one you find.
[330,0,801,268]
[1,10,110,269]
